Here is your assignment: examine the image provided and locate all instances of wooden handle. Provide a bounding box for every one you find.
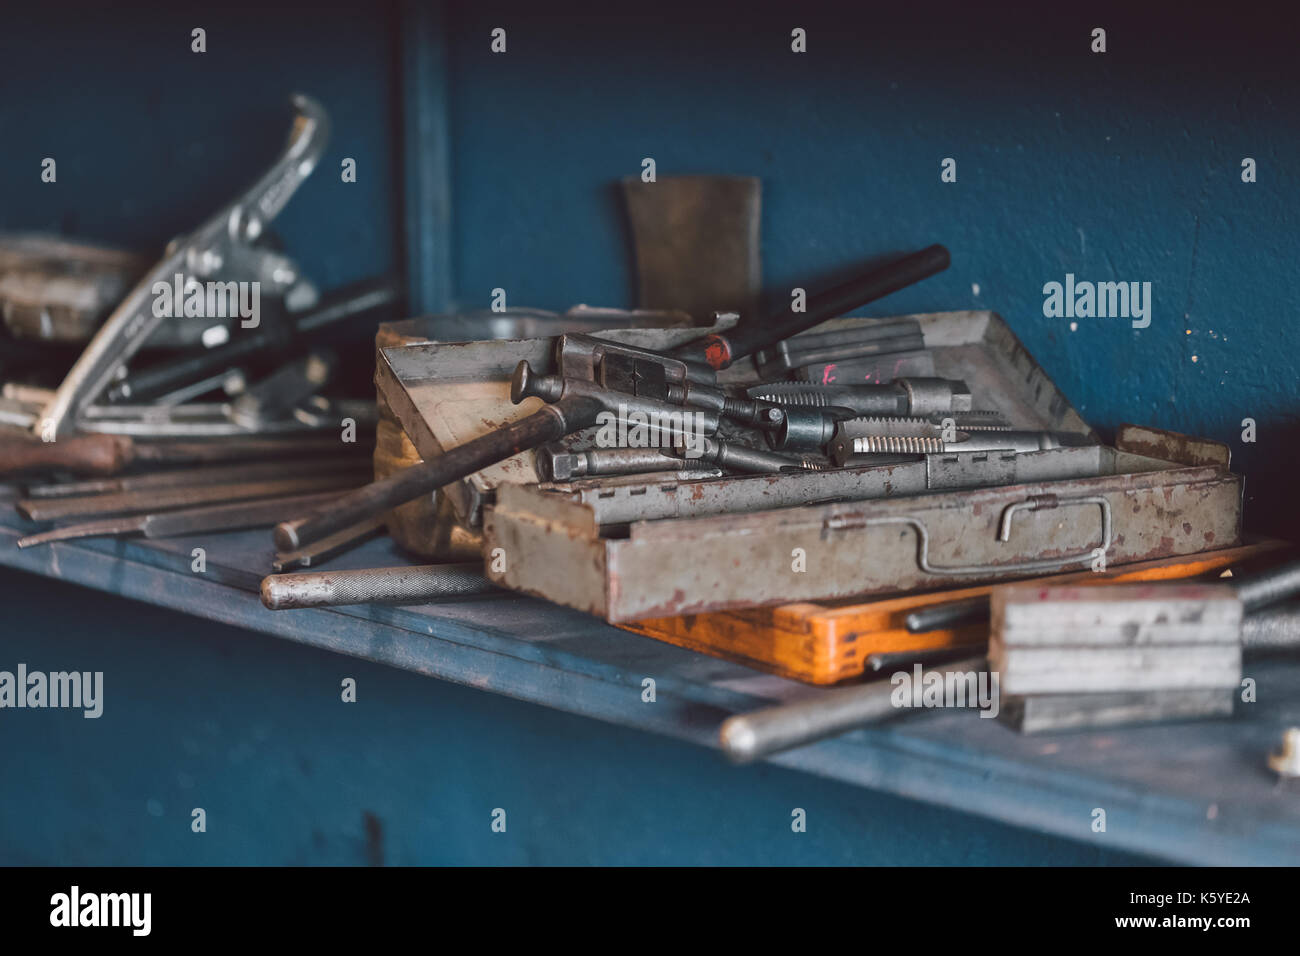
[275,396,603,550]
[0,433,135,477]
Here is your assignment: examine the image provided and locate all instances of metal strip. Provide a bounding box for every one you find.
[400,0,454,313]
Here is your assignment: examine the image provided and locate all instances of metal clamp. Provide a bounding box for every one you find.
[37,94,329,440]
[824,493,1112,576]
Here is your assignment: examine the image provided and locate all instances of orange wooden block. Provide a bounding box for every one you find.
[620,542,1287,685]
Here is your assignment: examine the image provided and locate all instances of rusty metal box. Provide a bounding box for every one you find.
[378,311,1243,622]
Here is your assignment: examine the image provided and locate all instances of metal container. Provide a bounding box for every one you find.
[373,308,692,558]
[379,311,1243,619]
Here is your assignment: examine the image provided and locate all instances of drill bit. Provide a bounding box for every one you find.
[775,409,1009,452]
[672,438,829,474]
[746,378,973,417]
[537,444,686,481]
[832,426,1087,465]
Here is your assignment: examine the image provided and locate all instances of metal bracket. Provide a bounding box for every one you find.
[824,492,1112,576]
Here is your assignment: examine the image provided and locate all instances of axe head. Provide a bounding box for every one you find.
[621,175,761,323]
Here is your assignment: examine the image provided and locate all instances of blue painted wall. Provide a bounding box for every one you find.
[3,2,1294,529]
[444,2,1298,536]
[0,2,401,290]
[0,1,1291,864]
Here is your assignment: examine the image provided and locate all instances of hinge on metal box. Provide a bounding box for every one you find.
[823,493,1113,575]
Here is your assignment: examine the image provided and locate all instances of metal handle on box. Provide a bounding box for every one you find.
[824,493,1112,576]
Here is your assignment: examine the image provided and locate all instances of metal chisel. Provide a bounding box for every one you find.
[24,456,368,499]
[15,489,349,549]
[17,469,370,522]
[0,432,359,478]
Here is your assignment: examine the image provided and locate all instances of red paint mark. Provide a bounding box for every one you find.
[702,336,731,369]
[822,364,837,385]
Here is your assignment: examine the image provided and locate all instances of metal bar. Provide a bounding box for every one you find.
[670,244,950,370]
[1242,603,1300,653]
[261,562,497,609]
[679,438,827,474]
[17,470,368,522]
[74,399,377,437]
[152,369,245,406]
[0,432,363,478]
[766,316,923,351]
[907,596,989,633]
[771,332,928,369]
[865,645,985,672]
[400,0,454,314]
[1236,558,1300,612]
[129,435,363,465]
[25,456,367,499]
[228,351,336,429]
[107,276,399,403]
[272,518,385,572]
[275,395,603,550]
[720,656,988,762]
[15,489,347,548]
[536,445,683,482]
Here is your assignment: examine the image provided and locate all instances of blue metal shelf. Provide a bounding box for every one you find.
[3,490,1297,865]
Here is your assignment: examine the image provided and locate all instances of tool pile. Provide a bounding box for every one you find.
[5,128,1294,763]
[270,244,957,554]
[1,96,396,563]
[307,233,1286,755]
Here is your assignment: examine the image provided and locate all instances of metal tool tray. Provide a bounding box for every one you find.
[379,311,1243,621]
[376,315,733,525]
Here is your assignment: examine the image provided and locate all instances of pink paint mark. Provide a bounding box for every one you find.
[822,364,837,385]
[860,360,906,384]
